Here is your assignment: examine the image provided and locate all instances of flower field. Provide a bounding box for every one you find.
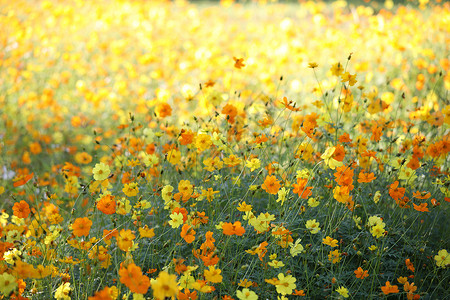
[0,0,449,299]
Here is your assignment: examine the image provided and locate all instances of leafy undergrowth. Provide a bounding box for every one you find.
[0,0,449,299]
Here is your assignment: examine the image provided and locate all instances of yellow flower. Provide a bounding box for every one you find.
[268,260,285,268]
[276,187,288,206]
[203,156,223,172]
[321,147,343,170]
[139,226,155,238]
[323,236,339,247]
[341,72,357,86]
[249,212,275,233]
[435,249,450,268]
[151,271,178,300]
[305,219,321,234]
[167,149,181,165]
[237,288,258,300]
[245,158,261,172]
[397,276,408,284]
[168,212,184,228]
[237,201,252,212]
[195,134,212,152]
[371,224,385,239]
[328,249,342,264]
[308,62,318,68]
[123,182,139,197]
[54,282,71,300]
[336,286,349,298]
[308,197,320,207]
[92,162,110,181]
[161,185,174,203]
[290,239,304,257]
[373,191,382,203]
[204,266,223,283]
[367,216,384,227]
[0,272,17,296]
[275,273,296,295]
[331,62,344,76]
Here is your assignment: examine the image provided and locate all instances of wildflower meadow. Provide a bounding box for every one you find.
[0,0,449,299]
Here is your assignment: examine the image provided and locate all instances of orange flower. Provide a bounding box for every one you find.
[370,125,383,142]
[354,267,369,279]
[29,142,42,154]
[292,290,305,296]
[178,289,198,300]
[155,102,172,118]
[88,286,113,300]
[332,144,346,161]
[97,194,116,215]
[292,178,313,199]
[412,191,431,200]
[181,224,196,243]
[119,263,151,294]
[339,133,352,143]
[413,202,429,212]
[261,175,281,195]
[334,166,354,189]
[301,120,316,139]
[405,259,415,272]
[179,129,195,146]
[381,281,399,295]
[357,171,376,183]
[279,97,301,112]
[389,181,405,201]
[72,217,93,237]
[233,57,245,69]
[222,221,245,236]
[406,156,420,170]
[102,229,119,242]
[13,172,34,187]
[12,200,31,218]
[222,103,238,123]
